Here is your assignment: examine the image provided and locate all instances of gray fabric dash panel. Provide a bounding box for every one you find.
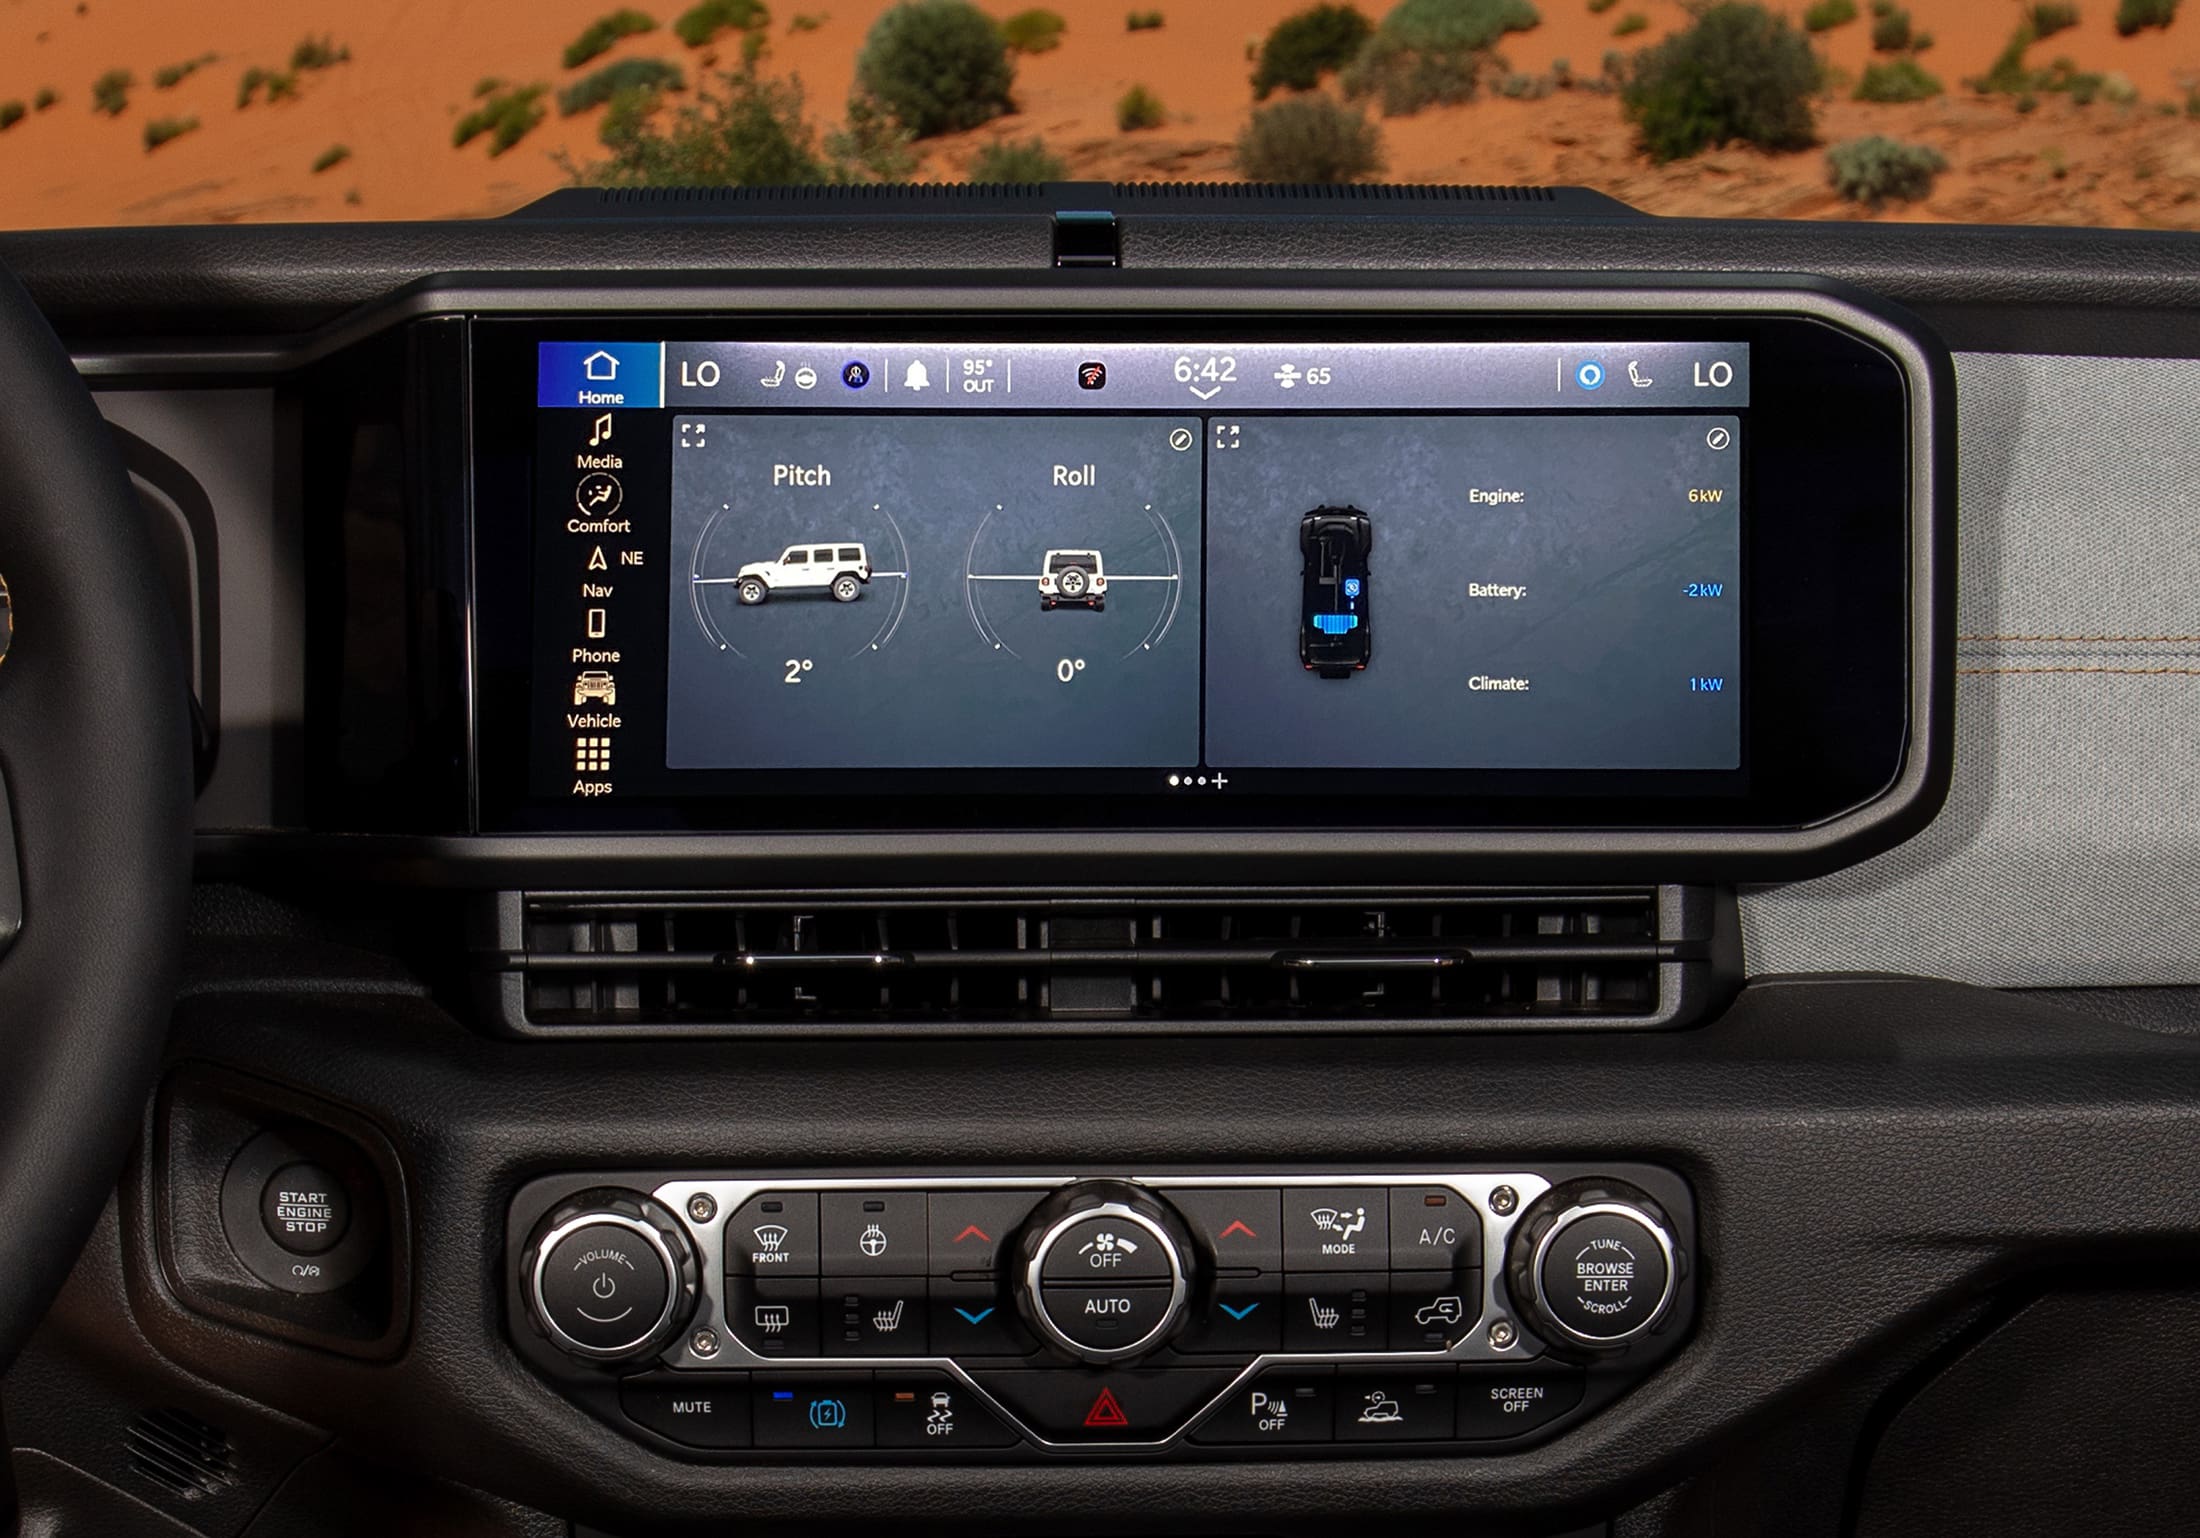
[1741,352,2200,988]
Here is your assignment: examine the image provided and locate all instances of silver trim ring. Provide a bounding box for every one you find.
[1023,1202,1187,1363]
[1530,1202,1677,1347]
[529,1210,683,1361]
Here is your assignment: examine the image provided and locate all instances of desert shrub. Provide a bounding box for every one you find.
[1115,82,1166,128]
[565,9,657,69]
[1590,0,1619,12]
[575,68,909,184]
[560,58,685,114]
[853,1,1014,137]
[0,101,23,130]
[290,36,350,71]
[311,143,351,172]
[2115,0,2176,30]
[1000,8,1067,52]
[153,54,216,89]
[1127,10,1165,29]
[474,76,503,97]
[1972,24,2035,91]
[142,115,198,149]
[1236,94,1385,180]
[1826,134,1944,205]
[1970,27,2113,98]
[90,69,131,116]
[969,135,1067,179]
[237,67,301,106]
[1613,11,1648,33]
[1494,68,1551,94]
[790,12,827,31]
[1252,5,1374,98]
[1341,0,1542,114]
[2026,1,2080,33]
[1803,0,1856,29]
[454,83,547,154]
[1620,4,1818,162]
[674,0,769,47]
[1855,56,1941,98]
[34,87,58,110]
[1869,5,1912,48]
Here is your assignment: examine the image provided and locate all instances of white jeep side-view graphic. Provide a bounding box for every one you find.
[734,542,871,605]
[1037,548,1107,611]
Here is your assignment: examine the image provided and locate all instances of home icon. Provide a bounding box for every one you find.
[582,349,619,381]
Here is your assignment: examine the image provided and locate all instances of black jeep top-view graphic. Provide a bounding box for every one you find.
[1299,507,1373,679]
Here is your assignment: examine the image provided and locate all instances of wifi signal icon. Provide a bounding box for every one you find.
[1077,361,1107,391]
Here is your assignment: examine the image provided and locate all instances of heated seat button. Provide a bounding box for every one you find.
[1389,1271,1483,1350]
[968,1368,1232,1444]
[876,1372,1021,1449]
[753,1375,875,1449]
[822,1192,927,1276]
[1336,1367,1455,1442]
[1167,1189,1283,1273]
[1455,1366,1586,1440]
[1283,1273,1387,1352]
[728,1192,820,1277]
[1389,1186,1481,1272]
[1191,1367,1335,1445]
[929,1279,1039,1357]
[1039,1284,1175,1352]
[1281,1188,1388,1271]
[259,1164,349,1256]
[1176,1274,1282,1354]
[725,1276,821,1358]
[621,1373,752,1448]
[822,1278,928,1356]
[1039,1217,1176,1283]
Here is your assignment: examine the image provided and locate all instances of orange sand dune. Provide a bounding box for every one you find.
[1,0,2199,229]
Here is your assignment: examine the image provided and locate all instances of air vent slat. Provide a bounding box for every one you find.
[497,889,1707,1033]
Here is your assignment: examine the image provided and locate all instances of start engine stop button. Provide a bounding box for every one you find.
[260,1163,351,1255]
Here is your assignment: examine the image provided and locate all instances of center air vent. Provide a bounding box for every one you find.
[479,888,1731,1037]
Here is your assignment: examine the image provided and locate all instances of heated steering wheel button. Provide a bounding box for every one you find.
[259,1163,349,1255]
[539,1223,672,1354]
[1040,1217,1174,1282]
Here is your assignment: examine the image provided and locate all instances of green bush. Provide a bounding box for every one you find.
[236,66,303,107]
[90,69,131,116]
[311,142,351,172]
[142,114,198,149]
[1826,133,1944,205]
[1252,5,1374,98]
[454,83,546,154]
[1969,26,2113,98]
[574,68,909,185]
[1855,56,1940,99]
[1869,5,1912,49]
[2115,0,2176,31]
[1341,0,1542,115]
[1235,94,1385,180]
[1620,4,1818,163]
[290,36,350,71]
[560,58,685,114]
[1115,82,1165,128]
[853,1,1014,137]
[2026,1,2080,33]
[0,101,24,130]
[1494,68,1551,94]
[673,0,769,47]
[790,12,827,31]
[1589,0,1619,12]
[34,87,58,110]
[1127,10,1165,29]
[1613,12,1647,33]
[1802,0,1856,29]
[1000,8,1067,52]
[969,135,1066,179]
[565,9,657,69]
[153,54,216,89]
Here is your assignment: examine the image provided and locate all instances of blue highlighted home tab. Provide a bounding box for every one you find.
[537,342,663,409]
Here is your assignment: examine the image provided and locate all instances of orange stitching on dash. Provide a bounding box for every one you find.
[1959,665,2200,676]
[1959,634,2200,643]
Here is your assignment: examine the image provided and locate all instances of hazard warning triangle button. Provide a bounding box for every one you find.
[970,1369,1233,1442]
[1083,1388,1130,1429]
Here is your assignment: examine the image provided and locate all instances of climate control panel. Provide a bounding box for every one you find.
[507,1168,1694,1457]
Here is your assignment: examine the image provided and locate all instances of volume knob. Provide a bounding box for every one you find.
[522,1189,699,1365]
[1016,1180,1193,1364]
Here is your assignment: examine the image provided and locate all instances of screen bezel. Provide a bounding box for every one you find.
[471,289,1940,847]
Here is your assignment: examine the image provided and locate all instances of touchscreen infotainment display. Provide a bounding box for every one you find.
[522,336,1750,808]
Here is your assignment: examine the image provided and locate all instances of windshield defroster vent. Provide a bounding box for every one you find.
[480,888,1732,1037]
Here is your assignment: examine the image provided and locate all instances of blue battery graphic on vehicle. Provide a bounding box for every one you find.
[1299,507,1372,678]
